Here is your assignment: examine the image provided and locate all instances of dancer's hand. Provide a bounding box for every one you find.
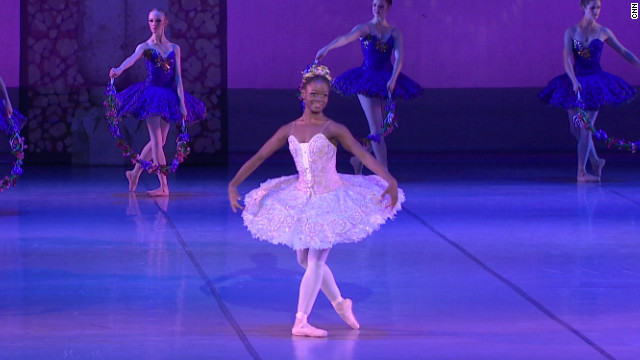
[5,101,12,118]
[386,78,397,95]
[228,185,244,213]
[109,67,122,79]
[315,47,329,62]
[381,182,399,210]
[572,80,582,94]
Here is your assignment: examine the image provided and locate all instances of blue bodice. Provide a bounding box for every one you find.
[360,34,394,71]
[143,49,175,88]
[573,39,603,76]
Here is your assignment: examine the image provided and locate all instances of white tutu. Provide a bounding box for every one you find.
[241,132,404,250]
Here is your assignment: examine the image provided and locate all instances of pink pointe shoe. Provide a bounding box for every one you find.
[291,312,328,338]
[333,298,360,330]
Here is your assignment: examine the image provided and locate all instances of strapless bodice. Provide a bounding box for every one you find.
[288,133,342,195]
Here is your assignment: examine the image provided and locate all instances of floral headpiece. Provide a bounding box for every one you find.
[300,64,332,89]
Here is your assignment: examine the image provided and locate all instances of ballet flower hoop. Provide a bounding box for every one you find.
[1,114,25,192]
[573,91,640,153]
[360,94,398,147]
[104,80,191,175]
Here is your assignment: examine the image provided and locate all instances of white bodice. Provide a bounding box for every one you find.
[288,133,342,196]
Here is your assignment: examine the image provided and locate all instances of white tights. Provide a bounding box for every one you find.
[296,248,344,316]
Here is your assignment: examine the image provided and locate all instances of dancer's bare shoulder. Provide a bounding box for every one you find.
[324,119,351,140]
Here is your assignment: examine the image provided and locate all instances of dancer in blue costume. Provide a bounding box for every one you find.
[109,8,206,196]
[539,0,640,182]
[315,0,421,174]
[228,65,403,338]
[0,75,25,136]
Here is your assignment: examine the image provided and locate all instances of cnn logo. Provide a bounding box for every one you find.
[633,3,639,19]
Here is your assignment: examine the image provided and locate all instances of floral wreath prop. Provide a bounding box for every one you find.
[104,79,191,175]
[360,93,398,148]
[573,91,640,153]
[1,114,25,192]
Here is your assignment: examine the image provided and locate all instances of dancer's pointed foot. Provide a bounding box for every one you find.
[291,313,328,338]
[126,170,140,192]
[147,187,169,197]
[333,298,360,330]
[350,156,363,175]
[577,170,599,183]
[593,158,606,178]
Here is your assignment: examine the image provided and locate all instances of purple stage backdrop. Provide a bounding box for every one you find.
[2,0,640,156]
[4,1,640,88]
[228,0,640,89]
[0,0,20,87]
[6,0,225,165]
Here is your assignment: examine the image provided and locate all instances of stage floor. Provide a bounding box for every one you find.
[1,155,639,360]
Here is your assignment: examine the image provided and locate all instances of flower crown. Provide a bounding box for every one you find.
[300,64,332,88]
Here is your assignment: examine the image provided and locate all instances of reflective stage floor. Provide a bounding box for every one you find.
[1,155,639,360]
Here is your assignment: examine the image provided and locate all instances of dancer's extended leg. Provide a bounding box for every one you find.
[293,248,359,335]
[126,142,152,192]
[145,116,171,196]
[292,248,331,337]
[568,109,602,182]
[348,95,387,174]
[297,249,341,304]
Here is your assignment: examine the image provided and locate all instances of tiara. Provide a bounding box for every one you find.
[300,63,332,87]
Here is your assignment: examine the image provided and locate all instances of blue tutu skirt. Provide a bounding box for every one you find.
[538,71,636,111]
[0,100,26,136]
[116,83,206,125]
[333,67,422,100]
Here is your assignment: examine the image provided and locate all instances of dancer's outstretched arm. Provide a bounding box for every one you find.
[228,123,291,212]
[0,75,12,117]
[603,27,640,69]
[388,28,404,94]
[563,27,581,94]
[329,121,399,208]
[110,43,146,78]
[315,24,368,62]
[173,44,187,120]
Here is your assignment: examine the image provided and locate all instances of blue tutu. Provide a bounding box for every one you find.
[332,34,422,100]
[116,49,206,125]
[539,39,636,111]
[0,100,25,136]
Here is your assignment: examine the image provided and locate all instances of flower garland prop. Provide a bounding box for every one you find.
[1,114,25,192]
[573,91,640,153]
[360,94,398,148]
[104,79,191,175]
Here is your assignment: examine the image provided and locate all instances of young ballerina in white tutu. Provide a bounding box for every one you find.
[228,64,404,337]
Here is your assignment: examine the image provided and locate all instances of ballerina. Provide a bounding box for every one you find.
[109,8,206,196]
[315,0,422,173]
[228,64,404,337]
[539,0,640,182]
